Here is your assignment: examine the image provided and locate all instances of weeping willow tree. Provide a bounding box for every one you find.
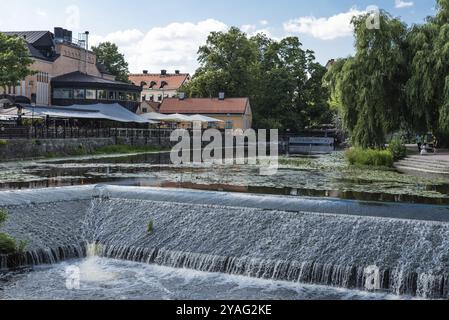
[325,11,407,148]
[406,0,449,139]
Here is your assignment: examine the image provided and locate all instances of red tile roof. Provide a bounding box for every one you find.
[129,73,190,90]
[159,98,249,115]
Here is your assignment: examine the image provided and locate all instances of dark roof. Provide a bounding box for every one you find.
[96,63,113,75]
[51,71,141,91]
[3,31,50,44]
[129,73,190,90]
[160,98,250,115]
[2,31,57,62]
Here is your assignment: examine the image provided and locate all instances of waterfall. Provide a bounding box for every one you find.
[2,185,449,298]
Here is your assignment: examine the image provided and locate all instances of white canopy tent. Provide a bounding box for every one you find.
[141,112,192,123]
[188,114,224,123]
[141,112,223,124]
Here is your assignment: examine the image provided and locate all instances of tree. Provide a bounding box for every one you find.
[182,28,334,131]
[91,42,130,83]
[325,11,407,148]
[405,0,449,139]
[0,33,35,91]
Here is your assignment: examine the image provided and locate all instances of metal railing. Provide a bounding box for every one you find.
[0,126,175,140]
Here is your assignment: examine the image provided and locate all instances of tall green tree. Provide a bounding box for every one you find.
[92,42,130,83]
[405,0,449,138]
[325,11,407,148]
[182,28,334,131]
[0,33,35,91]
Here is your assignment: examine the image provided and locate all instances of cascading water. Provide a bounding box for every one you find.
[2,185,449,299]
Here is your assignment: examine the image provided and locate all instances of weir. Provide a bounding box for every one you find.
[1,185,449,298]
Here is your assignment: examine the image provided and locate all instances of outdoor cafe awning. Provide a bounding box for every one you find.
[13,103,158,124]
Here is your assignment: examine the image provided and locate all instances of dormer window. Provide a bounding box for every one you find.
[160,81,168,89]
[149,81,157,89]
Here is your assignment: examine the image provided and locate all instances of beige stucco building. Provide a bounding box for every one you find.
[1,28,140,111]
[129,70,191,103]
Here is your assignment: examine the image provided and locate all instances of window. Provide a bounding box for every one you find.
[118,92,126,100]
[225,121,234,129]
[142,95,146,101]
[53,88,73,99]
[98,90,107,100]
[142,108,148,113]
[149,94,154,101]
[157,94,162,102]
[108,91,116,100]
[74,89,85,99]
[86,90,96,100]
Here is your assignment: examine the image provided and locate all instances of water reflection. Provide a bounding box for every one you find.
[1,152,449,205]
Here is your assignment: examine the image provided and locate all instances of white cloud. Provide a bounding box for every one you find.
[283,8,365,40]
[395,0,414,8]
[260,20,269,26]
[36,8,47,17]
[90,29,144,47]
[91,19,228,74]
[241,24,257,33]
[240,24,272,37]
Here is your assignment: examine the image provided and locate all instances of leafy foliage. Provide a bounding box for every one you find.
[326,1,449,147]
[346,148,394,167]
[0,209,28,255]
[325,11,407,148]
[181,28,334,131]
[92,42,130,83]
[388,137,407,161]
[147,220,154,234]
[0,33,35,90]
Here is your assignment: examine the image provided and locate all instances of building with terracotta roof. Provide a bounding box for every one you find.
[129,70,191,104]
[159,95,252,130]
[0,28,141,112]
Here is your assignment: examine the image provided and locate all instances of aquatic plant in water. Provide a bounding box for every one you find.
[0,209,27,255]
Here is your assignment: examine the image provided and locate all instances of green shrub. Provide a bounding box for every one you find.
[0,209,27,255]
[346,148,394,167]
[147,220,154,234]
[0,139,7,146]
[0,233,17,255]
[388,137,407,161]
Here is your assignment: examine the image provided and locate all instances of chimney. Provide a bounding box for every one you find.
[161,69,167,76]
[143,70,148,74]
[84,31,89,50]
[218,92,225,100]
[175,70,180,75]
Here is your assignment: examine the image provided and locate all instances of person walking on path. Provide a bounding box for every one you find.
[416,134,423,153]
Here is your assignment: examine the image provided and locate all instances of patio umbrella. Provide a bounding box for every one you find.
[188,114,224,123]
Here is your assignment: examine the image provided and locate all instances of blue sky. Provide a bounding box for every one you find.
[0,0,438,73]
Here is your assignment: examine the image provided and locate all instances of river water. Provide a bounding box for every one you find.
[1,151,448,300]
[0,257,411,300]
[1,151,449,205]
